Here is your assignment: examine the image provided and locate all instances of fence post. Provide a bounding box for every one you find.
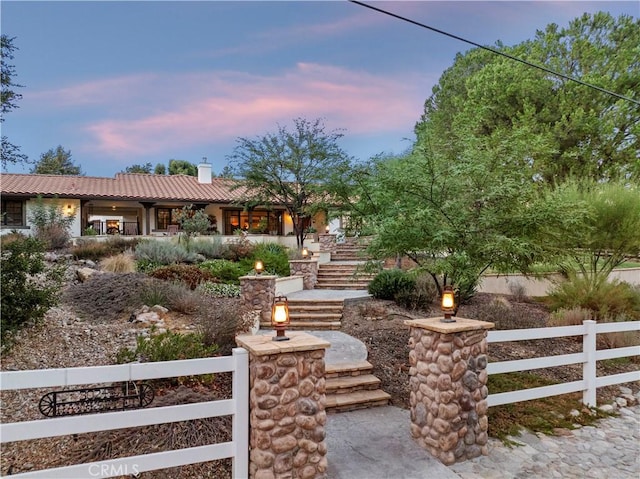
[582,320,597,407]
[405,317,494,465]
[232,348,249,479]
[236,331,331,479]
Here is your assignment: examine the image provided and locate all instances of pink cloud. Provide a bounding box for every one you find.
[84,63,432,157]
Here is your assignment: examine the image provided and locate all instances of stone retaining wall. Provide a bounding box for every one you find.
[289,260,318,290]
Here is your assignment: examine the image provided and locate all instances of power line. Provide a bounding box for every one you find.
[348,0,640,106]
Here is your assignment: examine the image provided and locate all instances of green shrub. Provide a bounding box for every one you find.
[115,330,219,364]
[368,269,415,301]
[199,259,250,284]
[165,282,204,314]
[197,298,250,355]
[27,197,74,250]
[1,236,63,346]
[547,275,640,321]
[394,273,438,311]
[139,280,170,308]
[241,242,290,277]
[196,281,241,298]
[150,264,216,290]
[136,259,163,274]
[134,239,202,265]
[222,234,255,261]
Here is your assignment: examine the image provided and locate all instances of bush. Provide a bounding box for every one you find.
[198,298,250,355]
[27,197,74,250]
[150,264,216,290]
[115,330,218,364]
[394,273,438,311]
[196,281,242,298]
[72,237,140,261]
[164,282,204,314]
[1,236,63,345]
[134,239,202,265]
[99,253,137,273]
[222,234,255,261]
[241,242,290,277]
[199,259,250,284]
[368,269,416,301]
[190,237,227,259]
[547,275,640,321]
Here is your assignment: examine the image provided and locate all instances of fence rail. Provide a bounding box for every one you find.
[487,320,640,407]
[0,350,249,479]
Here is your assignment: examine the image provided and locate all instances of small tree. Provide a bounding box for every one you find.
[122,162,153,174]
[173,205,211,251]
[168,159,197,176]
[1,235,63,347]
[154,163,167,175]
[228,118,352,248]
[28,196,74,250]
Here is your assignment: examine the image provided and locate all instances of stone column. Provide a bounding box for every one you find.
[240,275,277,323]
[236,332,331,479]
[318,234,336,253]
[404,317,494,465]
[289,260,318,290]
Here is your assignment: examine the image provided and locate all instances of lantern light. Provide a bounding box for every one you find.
[325,225,330,233]
[271,295,290,341]
[301,247,310,259]
[254,260,264,275]
[441,285,456,323]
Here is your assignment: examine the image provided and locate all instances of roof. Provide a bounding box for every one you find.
[0,173,249,203]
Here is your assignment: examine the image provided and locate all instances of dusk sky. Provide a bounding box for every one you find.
[2,1,637,178]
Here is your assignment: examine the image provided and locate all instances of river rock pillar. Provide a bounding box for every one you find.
[289,260,318,290]
[236,332,331,479]
[240,275,277,323]
[404,317,494,465]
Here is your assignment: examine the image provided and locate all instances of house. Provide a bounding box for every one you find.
[1,162,319,239]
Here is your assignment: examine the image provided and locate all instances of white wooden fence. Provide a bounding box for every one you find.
[487,320,640,407]
[0,348,249,479]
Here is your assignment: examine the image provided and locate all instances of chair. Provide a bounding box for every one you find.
[124,223,138,236]
[167,225,179,236]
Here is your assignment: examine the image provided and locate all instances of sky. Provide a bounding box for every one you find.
[2,1,637,178]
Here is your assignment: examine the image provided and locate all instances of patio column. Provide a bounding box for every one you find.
[236,332,330,479]
[404,317,494,465]
[140,202,155,236]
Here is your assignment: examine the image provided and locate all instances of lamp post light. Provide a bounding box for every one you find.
[301,247,311,259]
[254,260,264,275]
[271,295,290,341]
[441,285,456,323]
[325,225,330,234]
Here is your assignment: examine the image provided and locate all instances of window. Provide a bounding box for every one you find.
[223,209,283,235]
[156,207,176,230]
[1,199,25,227]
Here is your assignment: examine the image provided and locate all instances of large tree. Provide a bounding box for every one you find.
[416,12,640,183]
[122,162,153,174]
[1,35,29,169]
[31,146,83,175]
[168,159,197,176]
[228,118,352,248]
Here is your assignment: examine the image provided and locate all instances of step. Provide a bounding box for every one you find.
[315,283,370,290]
[259,321,342,330]
[289,313,343,321]
[325,389,391,413]
[326,361,373,378]
[326,374,381,394]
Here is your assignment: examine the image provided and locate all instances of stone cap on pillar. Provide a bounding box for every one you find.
[404,317,494,333]
[239,274,278,281]
[236,331,331,356]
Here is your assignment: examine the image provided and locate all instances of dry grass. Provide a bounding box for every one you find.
[99,253,136,273]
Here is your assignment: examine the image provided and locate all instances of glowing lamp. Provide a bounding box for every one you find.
[441,285,456,323]
[301,247,310,259]
[254,260,264,275]
[271,295,290,341]
[325,225,330,233]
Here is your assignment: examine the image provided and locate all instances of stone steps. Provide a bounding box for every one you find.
[259,299,344,330]
[325,361,391,413]
[315,262,375,290]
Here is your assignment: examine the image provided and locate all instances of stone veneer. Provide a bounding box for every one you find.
[236,332,330,479]
[404,317,494,465]
[240,275,276,323]
[318,234,336,253]
[289,260,318,290]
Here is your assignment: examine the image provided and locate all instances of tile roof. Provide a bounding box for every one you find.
[0,173,249,203]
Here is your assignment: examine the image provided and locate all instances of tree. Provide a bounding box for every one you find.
[228,118,352,248]
[122,162,152,174]
[168,159,197,176]
[172,204,211,251]
[154,163,167,175]
[28,196,75,250]
[218,165,234,178]
[1,35,29,169]
[31,146,83,175]
[416,12,640,183]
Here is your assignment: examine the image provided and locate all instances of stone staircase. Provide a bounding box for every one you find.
[325,360,391,413]
[259,298,344,330]
[315,262,376,290]
[330,242,367,261]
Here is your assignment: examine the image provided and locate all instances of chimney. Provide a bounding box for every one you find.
[198,157,212,184]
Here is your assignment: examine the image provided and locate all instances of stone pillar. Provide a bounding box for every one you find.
[240,275,277,323]
[236,332,331,479]
[289,260,318,290]
[318,234,336,253]
[404,317,494,465]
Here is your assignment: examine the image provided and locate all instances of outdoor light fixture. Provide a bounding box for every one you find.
[325,225,330,234]
[254,260,264,275]
[66,204,72,213]
[301,247,312,259]
[441,285,456,323]
[271,295,290,341]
